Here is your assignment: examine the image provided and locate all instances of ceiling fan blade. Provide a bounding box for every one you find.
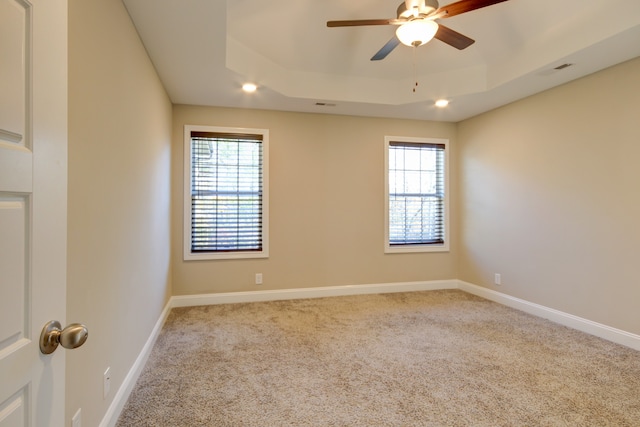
[437,0,510,19]
[327,19,402,27]
[371,37,401,61]
[434,24,475,50]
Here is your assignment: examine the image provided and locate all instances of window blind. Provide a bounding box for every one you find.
[190,132,263,253]
[388,141,445,246]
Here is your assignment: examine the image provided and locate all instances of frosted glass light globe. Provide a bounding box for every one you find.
[396,20,439,47]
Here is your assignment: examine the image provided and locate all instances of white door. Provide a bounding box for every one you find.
[0,0,68,426]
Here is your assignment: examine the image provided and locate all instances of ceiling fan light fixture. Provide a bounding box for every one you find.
[396,19,439,47]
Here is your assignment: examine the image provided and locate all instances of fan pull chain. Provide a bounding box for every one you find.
[412,46,418,93]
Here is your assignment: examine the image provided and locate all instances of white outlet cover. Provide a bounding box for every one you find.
[103,367,111,399]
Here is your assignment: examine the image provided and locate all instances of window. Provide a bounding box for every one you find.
[384,136,449,253]
[184,125,268,260]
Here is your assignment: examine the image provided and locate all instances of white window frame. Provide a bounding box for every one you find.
[183,125,269,260]
[384,136,450,253]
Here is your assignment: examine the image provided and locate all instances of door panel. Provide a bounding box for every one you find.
[0,0,67,426]
[0,0,27,141]
[0,388,28,426]
[0,196,28,353]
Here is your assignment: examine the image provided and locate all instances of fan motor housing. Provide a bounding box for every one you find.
[398,0,439,18]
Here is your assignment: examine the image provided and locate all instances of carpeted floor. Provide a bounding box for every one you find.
[117,290,640,426]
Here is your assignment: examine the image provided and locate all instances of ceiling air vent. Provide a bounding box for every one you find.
[315,102,336,107]
[538,63,575,76]
[554,63,574,70]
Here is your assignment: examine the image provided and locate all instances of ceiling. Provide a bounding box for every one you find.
[122,0,640,122]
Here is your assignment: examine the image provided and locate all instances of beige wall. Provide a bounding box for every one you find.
[458,57,640,335]
[67,1,172,426]
[172,106,458,295]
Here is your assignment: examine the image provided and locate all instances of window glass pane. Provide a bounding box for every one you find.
[405,171,421,193]
[404,149,420,170]
[421,171,434,194]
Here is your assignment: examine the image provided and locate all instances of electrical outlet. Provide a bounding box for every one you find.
[103,367,111,399]
[255,273,263,285]
[494,273,502,286]
[72,408,81,427]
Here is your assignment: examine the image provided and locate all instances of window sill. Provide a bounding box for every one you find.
[384,243,449,254]
[184,250,269,261]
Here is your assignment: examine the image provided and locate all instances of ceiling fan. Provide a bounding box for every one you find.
[327,0,510,61]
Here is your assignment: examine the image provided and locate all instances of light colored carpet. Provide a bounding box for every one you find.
[117,290,640,426]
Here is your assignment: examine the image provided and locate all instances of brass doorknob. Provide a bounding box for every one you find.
[39,320,88,354]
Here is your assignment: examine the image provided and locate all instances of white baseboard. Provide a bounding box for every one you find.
[457,280,640,351]
[170,280,459,307]
[99,299,172,427]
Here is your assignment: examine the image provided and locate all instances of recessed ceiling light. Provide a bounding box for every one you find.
[242,83,257,93]
[435,99,449,108]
